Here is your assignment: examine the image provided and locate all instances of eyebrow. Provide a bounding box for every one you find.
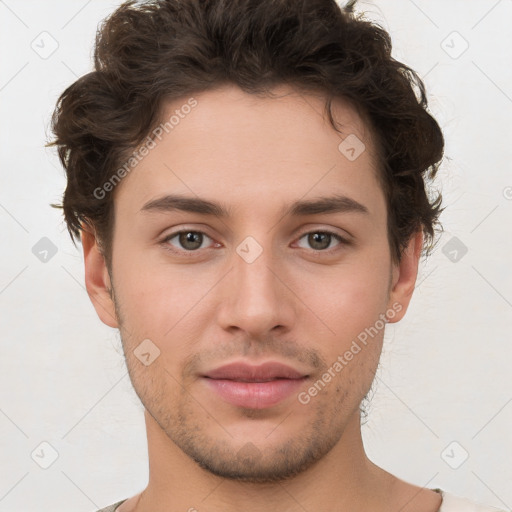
[139,193,369,218]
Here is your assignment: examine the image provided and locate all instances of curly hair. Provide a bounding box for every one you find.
[48,0,444,270]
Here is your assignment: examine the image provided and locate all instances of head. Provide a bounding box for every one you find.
[49,0,444,483]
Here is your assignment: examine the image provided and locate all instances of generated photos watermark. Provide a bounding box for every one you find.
[297,301,403,405]
[93,97,198,200]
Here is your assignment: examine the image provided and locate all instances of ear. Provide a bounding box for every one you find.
[386,230,423,324]
[81,225,119,328]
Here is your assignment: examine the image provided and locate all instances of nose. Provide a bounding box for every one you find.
[216,239,296,338]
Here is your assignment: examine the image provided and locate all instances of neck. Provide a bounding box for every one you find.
[134,409,397,512]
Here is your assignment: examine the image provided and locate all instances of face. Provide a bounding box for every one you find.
[83,83,421,483]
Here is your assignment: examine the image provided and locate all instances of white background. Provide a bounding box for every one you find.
[0,0,511,510]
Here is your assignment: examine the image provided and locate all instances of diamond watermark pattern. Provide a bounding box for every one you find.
[338,134,366,161]
[441,31,469,59]
[442,236,468,263]
[236,442,262,462]
[441,441,469,469]
[32,237,58,263]
[31,441,59,469]
[30,31,59,60]
[134,338,161,366]
[236,236,263,264]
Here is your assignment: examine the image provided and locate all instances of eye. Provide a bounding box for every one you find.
[162,230,215,252]
[296,231,348,251]
[160,228,349,255]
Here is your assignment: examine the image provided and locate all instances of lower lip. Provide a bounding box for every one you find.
[203,377,307,409]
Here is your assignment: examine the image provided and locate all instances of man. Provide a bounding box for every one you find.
[49,0,507,511]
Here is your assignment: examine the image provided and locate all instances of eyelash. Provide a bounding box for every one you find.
[160,229,350,255]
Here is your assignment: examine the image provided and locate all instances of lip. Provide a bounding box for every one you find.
[201,361,309,409]
[203,361,307,381]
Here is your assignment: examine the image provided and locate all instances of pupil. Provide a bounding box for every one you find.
[180,232,202,249]
[310,232,329,250]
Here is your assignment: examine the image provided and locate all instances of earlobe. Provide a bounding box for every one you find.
[386,230,423,324]
[81,226,119,329]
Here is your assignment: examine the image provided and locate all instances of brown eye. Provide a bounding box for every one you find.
[164,231,211,251]
[296,231,346,251]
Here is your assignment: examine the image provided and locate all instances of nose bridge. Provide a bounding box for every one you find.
[217,234,291,334]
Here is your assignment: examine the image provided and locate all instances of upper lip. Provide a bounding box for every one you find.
[202,361,308,381]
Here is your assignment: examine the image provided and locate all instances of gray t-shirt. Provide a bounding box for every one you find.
[96,499,127,512]
[94,489,509,511]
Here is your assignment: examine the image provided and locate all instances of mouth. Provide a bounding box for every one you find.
[201,361,309,409]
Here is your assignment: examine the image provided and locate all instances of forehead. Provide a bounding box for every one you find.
[112,83,384,218]
[157,83,377,164]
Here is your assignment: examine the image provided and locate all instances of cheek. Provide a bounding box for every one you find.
[115,263,213,363]
[288,263,390,383]
[113,241,176,304]
[297,257,390,333]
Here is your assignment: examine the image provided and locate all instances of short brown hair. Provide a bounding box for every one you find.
[48,0,444,269]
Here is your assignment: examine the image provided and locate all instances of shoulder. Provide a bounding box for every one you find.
[94,499,128,512]
[437,490,508,512]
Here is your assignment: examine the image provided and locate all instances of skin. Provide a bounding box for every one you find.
[82,83,442,512]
